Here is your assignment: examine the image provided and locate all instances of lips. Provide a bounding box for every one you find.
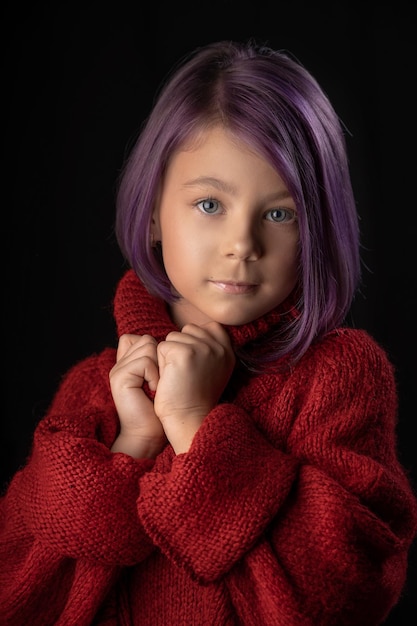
[210,280,258,294]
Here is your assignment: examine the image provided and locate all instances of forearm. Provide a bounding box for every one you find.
[137,403,299,582]
[10,418,156,565]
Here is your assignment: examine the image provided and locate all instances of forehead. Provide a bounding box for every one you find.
[177,125,257,159]
[164,126,286,191]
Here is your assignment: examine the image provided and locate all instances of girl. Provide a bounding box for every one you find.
[1,40,416,626]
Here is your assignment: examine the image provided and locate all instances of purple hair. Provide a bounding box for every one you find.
[115,40,360,365]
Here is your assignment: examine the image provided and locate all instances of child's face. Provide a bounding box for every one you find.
[153,126,299,328]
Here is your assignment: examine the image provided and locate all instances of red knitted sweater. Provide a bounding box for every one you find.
[1,269,416,626]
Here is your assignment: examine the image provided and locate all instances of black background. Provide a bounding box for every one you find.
[2,1,416,623]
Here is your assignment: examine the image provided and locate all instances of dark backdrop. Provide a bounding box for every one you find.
[2,2,416,624]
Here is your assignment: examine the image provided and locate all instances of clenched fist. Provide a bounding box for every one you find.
[110,323,235,457]
[109,334,167,458]
[154,322,235,453]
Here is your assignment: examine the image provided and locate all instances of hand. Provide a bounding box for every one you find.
[109,334,167,458]
[154,322,235,453]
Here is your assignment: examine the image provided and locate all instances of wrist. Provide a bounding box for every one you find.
[111,432,166,459]
[161,414,205,454]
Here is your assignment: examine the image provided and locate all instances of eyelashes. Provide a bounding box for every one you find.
[195,198,220,214]
[265,208,298,223]
[195,197,298,224]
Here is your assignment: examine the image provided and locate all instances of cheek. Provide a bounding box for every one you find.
[270,233,299,264]
[160,224,203,278]
[272,238,299,289]
[162,216,209,257]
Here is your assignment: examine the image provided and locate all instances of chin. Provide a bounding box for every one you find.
[213,311,260,326]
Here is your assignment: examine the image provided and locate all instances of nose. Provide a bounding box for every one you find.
[222,216,262,261]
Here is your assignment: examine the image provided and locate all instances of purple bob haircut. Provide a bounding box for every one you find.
[115,39,360,366]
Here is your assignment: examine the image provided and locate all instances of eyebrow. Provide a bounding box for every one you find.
[182,176,293,203]
[182,176,237,194]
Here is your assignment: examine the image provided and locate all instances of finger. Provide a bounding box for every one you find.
[116,334,157,361]
[166,323,233,356]
[157,326,234,373]
[184,323,236,371]
[139,356,160,391]
[192,321,233,348]
[110,353,160,392]
[164,324,221,345]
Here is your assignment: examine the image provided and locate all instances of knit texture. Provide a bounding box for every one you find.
[1,269,416,625]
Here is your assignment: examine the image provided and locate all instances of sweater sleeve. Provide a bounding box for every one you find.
[135,330,417,625]
[0,348,157,626]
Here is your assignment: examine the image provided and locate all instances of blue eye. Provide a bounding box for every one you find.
[266,208,297,223]
[196,198,220,214]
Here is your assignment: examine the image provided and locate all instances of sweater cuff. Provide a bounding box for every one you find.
[137,403,299,582]
[20,419,156,566]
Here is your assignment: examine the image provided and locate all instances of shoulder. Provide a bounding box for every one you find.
[62,347,117,382]
[313,327,393,368]
[299,327,397,393]
[48,347,117,409]
[244,328,396,405]
[39,347,118,443]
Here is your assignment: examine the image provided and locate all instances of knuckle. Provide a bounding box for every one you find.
[141,334,156,343]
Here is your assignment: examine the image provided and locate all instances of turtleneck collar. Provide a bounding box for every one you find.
[113,269,299,352]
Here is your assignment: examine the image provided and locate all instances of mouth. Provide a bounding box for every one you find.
[209,280,259,295]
